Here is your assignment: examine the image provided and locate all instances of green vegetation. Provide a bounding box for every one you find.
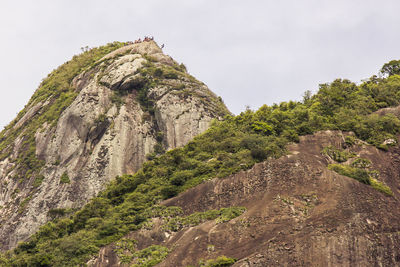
[344,135,357,147]
[32,175,45,188]
[322,145,356,162]
[131,245,170,267]
[18,196,32,214]
[328,164,371,184]
[1,56,400,266]
[199,256,237,267]
[381,60,400,77]
[60,172,70,184]
[163,207,246,232]
[370,178,394,196]
[328,164,393,195]
[351,158,372,168]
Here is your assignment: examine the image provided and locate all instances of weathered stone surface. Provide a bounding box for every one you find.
[0,41,229,250]
[89,130,400,267]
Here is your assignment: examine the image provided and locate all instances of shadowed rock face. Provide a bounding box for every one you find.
[0,41,229,250]
[89,131,400,267]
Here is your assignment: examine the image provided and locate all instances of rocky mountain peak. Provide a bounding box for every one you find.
[0,39,229,249]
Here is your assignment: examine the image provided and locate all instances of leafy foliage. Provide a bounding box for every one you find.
[322,146,356,162]
[199,256,237,267]
[328,164,371,184]
[60,172,70,184]
[131,245,170,267]
[381,60,400,77]
[328,164,393,196]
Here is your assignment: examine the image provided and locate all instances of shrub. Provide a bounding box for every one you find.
[163,70,178,79]
[351,158,371,168]
[33,175,45,188]
[60,172,70,184]
[200,256,237,267]
[370,178,393,196]
[160,185,179,199]
[170,170,193,186]
[153,68,163,77]
[131,245,169,267]
[328,164,370,185]
[322,146,355,163]
[48,208,67,219]
[344,135,356,147]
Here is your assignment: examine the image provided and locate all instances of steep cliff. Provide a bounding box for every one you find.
[0,40,229,250]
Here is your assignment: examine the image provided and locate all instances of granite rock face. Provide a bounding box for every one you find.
[89,131,400,267]
[0,41,229,250]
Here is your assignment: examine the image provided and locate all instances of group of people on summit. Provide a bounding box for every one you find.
[126,36,164,48]
[132,36,154,44]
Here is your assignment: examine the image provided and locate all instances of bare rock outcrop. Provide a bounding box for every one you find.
[90,131,400,267]
[0,41,229,250]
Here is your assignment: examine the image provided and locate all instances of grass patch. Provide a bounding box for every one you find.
[370,178,394,196]
[60,172,70,184]
[199,256,237,267]
[328,164,370,184]
[32,175,45,188]
[329,164,393,196]
[18,196,32,214]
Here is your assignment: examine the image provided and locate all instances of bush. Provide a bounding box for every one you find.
[344,135,356,147]
[322,146,355,163]
[60,172,70,184]
[153,68,163,77]
[370,178,393,196]
[33,175,45,187]
[170,170,193,186]
[163,70,178,79]
[351,158,371,168]
[160,185,179,199]
[200,256,237,267]
[48,208,67,219]
[328,164,371,185]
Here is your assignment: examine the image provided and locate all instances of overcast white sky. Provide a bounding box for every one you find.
[1,0,400,129]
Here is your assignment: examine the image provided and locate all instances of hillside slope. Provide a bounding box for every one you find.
[3,54,400,266]
[0,40,228,250]
[90,130,400,266]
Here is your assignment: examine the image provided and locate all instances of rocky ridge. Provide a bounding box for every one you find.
[89,130,400,267]
[0,40,229,250]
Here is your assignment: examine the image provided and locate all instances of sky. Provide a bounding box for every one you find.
[1,0,400,129]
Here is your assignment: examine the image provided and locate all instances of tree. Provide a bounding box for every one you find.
[380,60,400,77]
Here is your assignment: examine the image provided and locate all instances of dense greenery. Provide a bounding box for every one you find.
[2,58,400,266]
